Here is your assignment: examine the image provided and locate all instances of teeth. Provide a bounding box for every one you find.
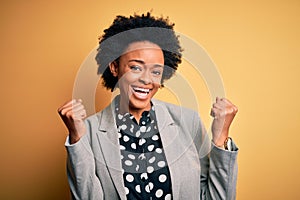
[133,87,150,93]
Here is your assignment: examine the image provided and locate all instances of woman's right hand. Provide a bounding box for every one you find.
[58,99,87,144]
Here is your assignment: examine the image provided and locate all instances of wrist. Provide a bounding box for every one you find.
[213,133,228,147]
[69,133,81,144]
[213,137,232,150]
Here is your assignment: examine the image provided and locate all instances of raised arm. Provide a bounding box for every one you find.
[199,97,239,200]
[58,99,103,199]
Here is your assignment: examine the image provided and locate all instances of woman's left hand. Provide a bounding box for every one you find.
[210,97,238,147]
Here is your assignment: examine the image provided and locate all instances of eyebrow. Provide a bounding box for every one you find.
[128,59,164,68]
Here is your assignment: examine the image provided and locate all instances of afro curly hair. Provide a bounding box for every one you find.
[96,12,183,91]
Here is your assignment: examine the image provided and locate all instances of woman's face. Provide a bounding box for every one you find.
[110,41,164,113]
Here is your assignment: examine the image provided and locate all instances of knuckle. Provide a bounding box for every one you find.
[79,104,85,110]
[219,110,226,116]
[66,112,74,119]
[58,109,63,115]
[234,106,238,112]
[60,109,66,116]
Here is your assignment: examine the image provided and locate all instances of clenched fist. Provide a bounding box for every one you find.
[210,97,238,147]
[58,99,87,144]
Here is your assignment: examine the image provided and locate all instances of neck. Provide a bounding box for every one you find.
[118,96,151,124]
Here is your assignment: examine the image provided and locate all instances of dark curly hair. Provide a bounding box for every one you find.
[96,12,183,91]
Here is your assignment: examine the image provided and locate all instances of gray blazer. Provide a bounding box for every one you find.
[65,98,238,200]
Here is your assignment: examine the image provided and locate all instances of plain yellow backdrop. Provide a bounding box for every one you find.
[1,0,300,199]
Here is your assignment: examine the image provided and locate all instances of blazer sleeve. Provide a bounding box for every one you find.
[193,112,239,200]
[65,120,104,200]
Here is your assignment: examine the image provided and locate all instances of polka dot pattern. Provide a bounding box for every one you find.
[159,174,167,183]
[126,174,134,182]
[156,189,163,198]
[116,102,173,199]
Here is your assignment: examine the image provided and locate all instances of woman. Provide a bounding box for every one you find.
[58,12,239,200]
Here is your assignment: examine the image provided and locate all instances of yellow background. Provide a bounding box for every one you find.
[1,0,300,199]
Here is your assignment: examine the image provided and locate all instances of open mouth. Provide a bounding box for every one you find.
[132,86,152,98]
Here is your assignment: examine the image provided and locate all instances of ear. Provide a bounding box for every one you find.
[109,61,119,77]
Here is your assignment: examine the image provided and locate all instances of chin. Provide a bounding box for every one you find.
[129,97,152,111]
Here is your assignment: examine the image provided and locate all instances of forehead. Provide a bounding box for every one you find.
[120,41,164,64]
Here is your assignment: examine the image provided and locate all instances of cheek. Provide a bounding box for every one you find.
[152,83,161,91]
[118,71,139,83]
[153,76,163,85]
[118,73,140,93]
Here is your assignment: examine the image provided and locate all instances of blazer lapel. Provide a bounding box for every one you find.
[96,100,126,200]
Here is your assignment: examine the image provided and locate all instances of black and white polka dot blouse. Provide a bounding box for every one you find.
[115,103,172,200]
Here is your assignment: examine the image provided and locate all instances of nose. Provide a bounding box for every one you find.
[139,70,152,85]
